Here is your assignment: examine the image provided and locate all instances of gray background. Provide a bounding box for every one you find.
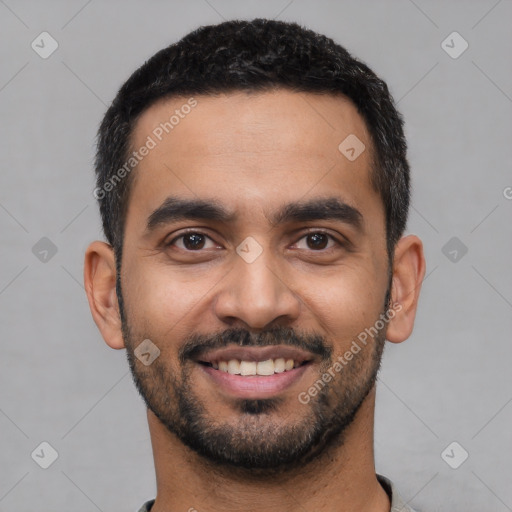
[1,0,511,511]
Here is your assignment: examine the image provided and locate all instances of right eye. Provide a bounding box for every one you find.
[165,231,220,251]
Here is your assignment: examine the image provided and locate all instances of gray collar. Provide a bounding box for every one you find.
[137,474,417,512]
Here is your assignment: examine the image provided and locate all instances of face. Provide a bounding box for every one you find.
[118,90,391,471]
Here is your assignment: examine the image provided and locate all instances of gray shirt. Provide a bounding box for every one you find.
[136,474,418,511]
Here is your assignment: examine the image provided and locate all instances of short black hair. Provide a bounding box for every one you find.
[94,18,410,263]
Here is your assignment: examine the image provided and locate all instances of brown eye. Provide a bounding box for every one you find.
[294,231,342,252]
[306,233,329,250]
[167,232,217,251]
[182,233,206,250]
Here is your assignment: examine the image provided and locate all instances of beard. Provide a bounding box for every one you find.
[117,275,388,474]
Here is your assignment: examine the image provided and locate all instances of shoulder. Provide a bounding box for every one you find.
[377,474,420,512]
[136,499,155,512]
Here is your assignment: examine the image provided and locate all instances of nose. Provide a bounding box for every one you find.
[213,247,301,330]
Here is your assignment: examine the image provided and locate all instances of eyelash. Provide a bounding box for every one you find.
[165,229,346,252]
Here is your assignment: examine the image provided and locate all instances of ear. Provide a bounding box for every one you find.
[84,241,125,349]
[386,235,426,344]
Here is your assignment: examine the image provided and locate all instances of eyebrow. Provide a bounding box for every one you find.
[145,195,363,233]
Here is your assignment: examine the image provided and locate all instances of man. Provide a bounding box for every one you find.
[84,18,425,512]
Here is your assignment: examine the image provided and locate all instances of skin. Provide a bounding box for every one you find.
[84,90,425,512]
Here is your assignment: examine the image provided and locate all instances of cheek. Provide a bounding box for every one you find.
[300,263,386,347]
[121,261,209,338]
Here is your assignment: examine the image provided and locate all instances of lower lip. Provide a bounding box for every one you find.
[199,363,311,399]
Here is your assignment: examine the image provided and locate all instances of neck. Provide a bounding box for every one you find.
[147,388,389,512]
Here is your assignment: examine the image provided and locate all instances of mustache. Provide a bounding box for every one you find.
[179,326,332,364]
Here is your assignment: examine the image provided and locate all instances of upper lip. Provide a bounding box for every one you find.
[195,345,316,365]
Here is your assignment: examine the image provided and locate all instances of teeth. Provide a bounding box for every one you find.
[213,357,303,375]
[240,360,257,375]
[256,359,274,376]
[227,359,241,375]
[274,358,285,373]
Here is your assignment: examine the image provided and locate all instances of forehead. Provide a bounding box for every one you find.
[127,90,380,226]
[133,89,370,156]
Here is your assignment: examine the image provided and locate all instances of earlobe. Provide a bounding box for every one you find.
[83,241,125,350]
[386,235,426,344]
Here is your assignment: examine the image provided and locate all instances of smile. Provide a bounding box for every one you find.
[202,358,307,375]
[195,345,315,398]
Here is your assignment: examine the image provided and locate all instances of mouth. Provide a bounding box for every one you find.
[194,345,315,399]
[199,358,309,375]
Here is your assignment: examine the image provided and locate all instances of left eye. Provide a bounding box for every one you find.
[170,233,217,251]
[295,232,337,250]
